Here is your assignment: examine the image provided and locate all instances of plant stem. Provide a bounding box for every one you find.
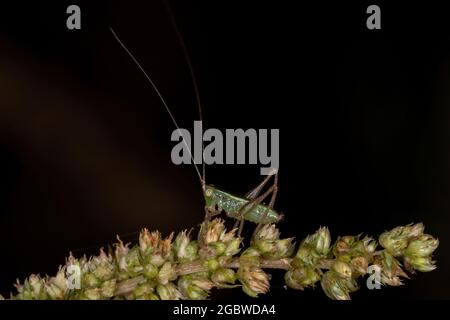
[114,257,333,296]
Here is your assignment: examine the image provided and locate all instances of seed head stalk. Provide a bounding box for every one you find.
[1,218,438,300]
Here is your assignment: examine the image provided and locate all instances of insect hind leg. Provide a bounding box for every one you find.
[198,206,221,247]
[234,173,279,237]
[252,172,279,240]
[244,173,274,200]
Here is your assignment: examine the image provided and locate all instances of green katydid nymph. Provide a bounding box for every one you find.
[109,5,282,239]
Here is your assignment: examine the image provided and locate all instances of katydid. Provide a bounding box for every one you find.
[109,4,282,239]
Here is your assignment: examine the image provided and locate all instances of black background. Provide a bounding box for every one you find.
[0,0,449,301]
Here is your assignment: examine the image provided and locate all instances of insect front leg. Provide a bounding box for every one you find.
[231,174,275,231]
[198,205,221,248]
[204,206,221,222]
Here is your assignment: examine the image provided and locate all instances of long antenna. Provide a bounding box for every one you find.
[110,27,204,188]
[163,0,206,185]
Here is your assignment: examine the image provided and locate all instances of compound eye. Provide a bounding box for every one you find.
[205,188,213,197]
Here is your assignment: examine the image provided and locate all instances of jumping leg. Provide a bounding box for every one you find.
[232,173,275,230]
[234,181,278,237]
[198,206,221,247]
[252,173,279,239]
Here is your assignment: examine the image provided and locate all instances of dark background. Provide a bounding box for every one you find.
[0,0,449,300]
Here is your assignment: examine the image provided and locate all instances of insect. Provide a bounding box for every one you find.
[109,2,282,242]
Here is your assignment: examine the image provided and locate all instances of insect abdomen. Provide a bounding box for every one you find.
[242,203,280,224]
